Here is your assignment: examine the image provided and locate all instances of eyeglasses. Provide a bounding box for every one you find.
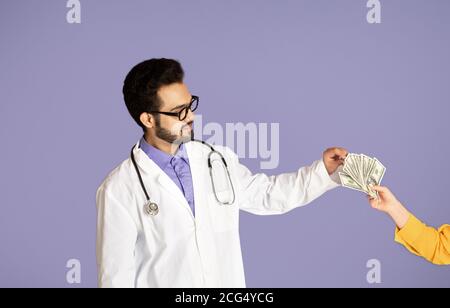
[149,95,199,121]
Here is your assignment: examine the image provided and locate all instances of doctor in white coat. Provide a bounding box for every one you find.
[96,58,348,288]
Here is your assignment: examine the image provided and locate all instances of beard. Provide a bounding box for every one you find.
[155,116,194,145]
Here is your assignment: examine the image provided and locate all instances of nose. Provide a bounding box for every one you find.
[185,107,195,123]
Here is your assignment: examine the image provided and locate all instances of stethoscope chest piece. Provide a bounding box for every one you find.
[144,201,159,216]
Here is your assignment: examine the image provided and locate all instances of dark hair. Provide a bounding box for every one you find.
[122,58,184,131]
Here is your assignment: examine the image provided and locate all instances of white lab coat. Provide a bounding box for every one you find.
[96,140,340,288]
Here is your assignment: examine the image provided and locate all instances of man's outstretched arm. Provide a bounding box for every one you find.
[227,147,347,215]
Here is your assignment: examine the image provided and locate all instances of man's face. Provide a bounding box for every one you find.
[154,82,195,144]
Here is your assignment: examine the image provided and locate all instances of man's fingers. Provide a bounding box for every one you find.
[333,148,348,158]
[328,148,348,161]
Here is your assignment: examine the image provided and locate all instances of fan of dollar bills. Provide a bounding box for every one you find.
[339,153,386,198]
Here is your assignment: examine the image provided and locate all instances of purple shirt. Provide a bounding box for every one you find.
[139,137,195,217]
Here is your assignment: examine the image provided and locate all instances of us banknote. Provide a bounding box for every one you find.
[339,153,386,198]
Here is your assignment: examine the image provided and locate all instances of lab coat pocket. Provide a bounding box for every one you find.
[208,192,239,232]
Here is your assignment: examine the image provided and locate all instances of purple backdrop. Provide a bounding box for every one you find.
[1,0,449,287]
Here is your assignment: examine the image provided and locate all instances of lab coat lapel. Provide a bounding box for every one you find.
[156,173,194,219]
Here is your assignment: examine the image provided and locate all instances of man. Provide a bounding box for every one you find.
[96,58,348,287]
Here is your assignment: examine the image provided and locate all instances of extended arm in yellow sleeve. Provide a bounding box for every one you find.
[368,185,450,265]
[395,214,450,265]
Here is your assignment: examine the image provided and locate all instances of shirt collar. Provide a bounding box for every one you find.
[139,136,189,169]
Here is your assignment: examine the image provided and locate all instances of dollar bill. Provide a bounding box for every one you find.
[339,153,386,198]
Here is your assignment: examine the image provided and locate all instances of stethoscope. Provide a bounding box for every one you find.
[130,139,236,216]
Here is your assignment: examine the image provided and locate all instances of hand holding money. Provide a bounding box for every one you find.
[322,147,348,175]
[367,185,410,229]
[339,153,386,198]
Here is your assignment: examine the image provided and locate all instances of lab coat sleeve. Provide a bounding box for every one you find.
[96,185,138,288]
[227,149,341,215]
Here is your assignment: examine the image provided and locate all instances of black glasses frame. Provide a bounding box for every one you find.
[149,95,199,121]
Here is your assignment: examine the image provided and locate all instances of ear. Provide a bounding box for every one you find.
[139,112,155,130]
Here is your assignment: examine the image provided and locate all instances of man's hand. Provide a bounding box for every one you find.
[322,147,348,175]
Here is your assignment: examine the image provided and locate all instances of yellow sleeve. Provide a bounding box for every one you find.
[394,214,450,265]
